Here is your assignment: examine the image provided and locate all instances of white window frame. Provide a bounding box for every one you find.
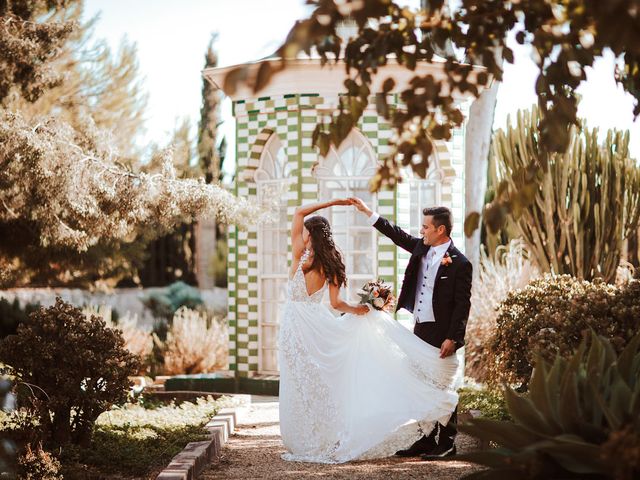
[254,134,292,374]
[314,130,379,308]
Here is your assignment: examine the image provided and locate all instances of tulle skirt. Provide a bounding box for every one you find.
[278,301,463,463]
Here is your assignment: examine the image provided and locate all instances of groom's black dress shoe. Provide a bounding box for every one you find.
[395,433,437,457]
[420,443,456,460]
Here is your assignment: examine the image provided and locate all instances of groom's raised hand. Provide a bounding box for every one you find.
[348,197,373,216]
[439,339,456,358]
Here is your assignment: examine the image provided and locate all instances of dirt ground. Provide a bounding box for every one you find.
[198,397,485,480]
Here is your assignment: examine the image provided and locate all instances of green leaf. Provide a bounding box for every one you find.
[617,332,640,382]
[382,77,395,93]
[464,211,480,238]
[503,47,514,63]
[483,202,507,234]
[451,449,518,470]
[504,388,556,437]
[223,66,248,96]
[350,97,364,120]
[253,61,273,93]
[545,356,564,412]
[458,418,540,449]
[528,359,560,433]
[375,93,389,119]
[557,359,582,433]
[344,78,358,96]
[358,82,370,100]
[535,437,609,474]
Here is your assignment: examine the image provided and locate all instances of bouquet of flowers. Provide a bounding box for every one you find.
[357,279,396,311]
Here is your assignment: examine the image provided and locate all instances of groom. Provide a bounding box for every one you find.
[349,198,472,460]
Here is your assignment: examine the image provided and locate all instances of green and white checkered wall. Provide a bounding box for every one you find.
[228,93,467,376]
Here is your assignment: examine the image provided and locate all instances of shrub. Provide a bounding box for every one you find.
[457,332,640,480]
[17,442,62,480]
[144,281,204,321]
[65,424,209,476]
[0,298,141,447]
[0,298,40,338]
[154,307,228,375]
[457,386,510,421]
[489,275,640,387]
[59,395,222,477]
[466,239,540,380]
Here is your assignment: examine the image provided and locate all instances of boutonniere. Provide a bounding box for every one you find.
[441,252,453,266]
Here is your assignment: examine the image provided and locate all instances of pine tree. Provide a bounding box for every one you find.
[196,35,228,287]
[197,34,223,184]
[0,0,78,104]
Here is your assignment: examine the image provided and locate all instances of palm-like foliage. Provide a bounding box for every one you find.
[456,332,640,480]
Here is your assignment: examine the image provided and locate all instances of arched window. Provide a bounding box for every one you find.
[254,134,289,182]
[314,130,378,305]
[255,133,292,373]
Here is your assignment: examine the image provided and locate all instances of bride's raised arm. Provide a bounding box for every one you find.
[291,199,350,260]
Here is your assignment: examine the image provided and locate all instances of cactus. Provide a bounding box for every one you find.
[491,107,640,283]
[455,331,640,479]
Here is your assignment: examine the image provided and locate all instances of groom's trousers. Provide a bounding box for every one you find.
[413,322,458,447]
[436,407,457,447]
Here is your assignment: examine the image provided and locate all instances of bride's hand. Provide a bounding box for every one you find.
[354,304,370,315]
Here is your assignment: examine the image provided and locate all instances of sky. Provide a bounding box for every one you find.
[83,0,640,178]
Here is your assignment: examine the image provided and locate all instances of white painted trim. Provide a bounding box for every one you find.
[203,57,487,102]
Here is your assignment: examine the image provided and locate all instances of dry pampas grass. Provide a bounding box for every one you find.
[156,307,228,375]
[465,239,540,381]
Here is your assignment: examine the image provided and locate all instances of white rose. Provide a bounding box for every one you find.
[372,297,385,308]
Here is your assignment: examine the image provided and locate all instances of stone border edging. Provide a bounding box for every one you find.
[155,407,237,480]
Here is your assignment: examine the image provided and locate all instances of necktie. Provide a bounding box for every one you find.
[426,248,436,270]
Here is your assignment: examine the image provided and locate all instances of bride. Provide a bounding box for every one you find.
[278,199,460,464]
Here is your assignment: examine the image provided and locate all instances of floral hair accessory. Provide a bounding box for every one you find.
[441,252,453,266]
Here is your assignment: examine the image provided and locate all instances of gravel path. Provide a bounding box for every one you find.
[198,397,485,480]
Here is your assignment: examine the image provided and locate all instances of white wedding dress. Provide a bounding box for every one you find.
[278,249,461,464]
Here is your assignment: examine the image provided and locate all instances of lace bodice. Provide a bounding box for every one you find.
[286,249,327,303]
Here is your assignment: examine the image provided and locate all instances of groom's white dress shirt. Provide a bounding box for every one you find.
[368,211,451,323]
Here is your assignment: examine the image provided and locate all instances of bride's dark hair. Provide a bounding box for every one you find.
[303,215,346,287]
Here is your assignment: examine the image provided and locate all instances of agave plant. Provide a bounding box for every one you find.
[455,331,640,480]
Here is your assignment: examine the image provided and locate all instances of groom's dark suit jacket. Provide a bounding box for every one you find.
[373,215,472,350]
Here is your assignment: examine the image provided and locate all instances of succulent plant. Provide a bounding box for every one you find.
[455,331,640,480]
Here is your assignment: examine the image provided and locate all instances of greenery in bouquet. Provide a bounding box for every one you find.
[357,279,395,312]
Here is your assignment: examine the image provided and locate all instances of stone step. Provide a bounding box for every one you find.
[155,407,238,480]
